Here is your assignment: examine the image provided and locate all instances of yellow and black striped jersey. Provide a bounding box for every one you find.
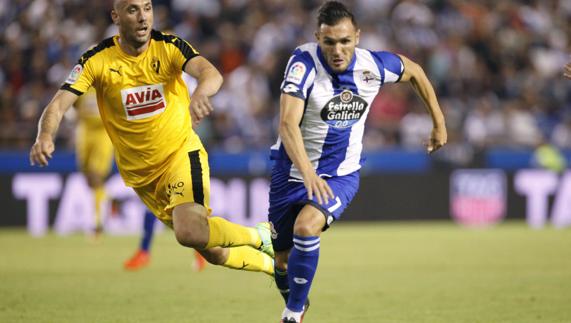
[61,30,203,187]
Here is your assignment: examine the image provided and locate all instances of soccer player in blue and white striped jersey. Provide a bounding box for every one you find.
[269,2,447,322]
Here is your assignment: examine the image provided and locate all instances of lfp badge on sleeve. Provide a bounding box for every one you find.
[450,169,507,227]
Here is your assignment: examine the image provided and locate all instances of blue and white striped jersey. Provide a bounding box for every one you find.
[271,42,404,179]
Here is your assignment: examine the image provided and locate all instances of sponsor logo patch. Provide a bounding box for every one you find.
[285,61,306,84]
[65,64,83,84]
[282,83,300,94]
[120,84,167,120]
[320,89,368,128]
[166,181,185,198]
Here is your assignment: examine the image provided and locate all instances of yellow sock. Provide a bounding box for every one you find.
[206,217,261,249]
[94,186,106,229]
[223,246,274,276]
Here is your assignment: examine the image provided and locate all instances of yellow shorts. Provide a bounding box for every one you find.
[133,148,211,228]
[76,122,114,177]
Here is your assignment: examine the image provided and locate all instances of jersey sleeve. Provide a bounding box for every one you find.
[370,51,404,85]
[60,53,96,96]
[280,49,316,100]
[162,33,200,71]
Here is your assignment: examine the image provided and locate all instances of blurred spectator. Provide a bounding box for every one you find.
[552,115,571,149]
[0,0,570,155]
[464,94,505,148]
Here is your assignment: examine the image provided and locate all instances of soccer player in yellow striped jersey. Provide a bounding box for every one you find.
[30,0,275,280]
[74,88,114,237]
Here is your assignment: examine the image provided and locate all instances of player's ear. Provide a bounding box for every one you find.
[315,31,320,42]
[355,28,360,46]
[111,9,119,25]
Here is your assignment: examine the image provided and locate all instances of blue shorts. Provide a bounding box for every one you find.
[268,167,360,252]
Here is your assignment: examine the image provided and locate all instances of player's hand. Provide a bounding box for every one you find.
[302,171,334,205]
[190,92,214,123]
[30,134,55,167]
[564,62,571,79]
[426,125,447,154]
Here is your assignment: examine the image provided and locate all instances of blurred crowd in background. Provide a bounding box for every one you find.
[1,0,570,167]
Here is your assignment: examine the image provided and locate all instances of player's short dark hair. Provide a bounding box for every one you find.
[317,1,357,28]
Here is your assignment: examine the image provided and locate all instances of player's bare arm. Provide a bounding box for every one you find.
[564,61,571,79]
[184,56,223,123]
[279,94,334,205]
[399,54,447,153]
[30,90,79,166]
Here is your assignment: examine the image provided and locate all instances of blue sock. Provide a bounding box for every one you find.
[287,235,320,312]
[140,210,156,252]
[274,266,289,304]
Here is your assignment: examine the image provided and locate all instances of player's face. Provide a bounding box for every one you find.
[316,18,360,73]
[112,0,154,48]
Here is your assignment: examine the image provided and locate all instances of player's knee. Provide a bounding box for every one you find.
[172,204,209,248]
[275,251,289,271]
[293,221,320,236]
[294,206,326,236]
[85,172,103,188]
[174,227,206,248]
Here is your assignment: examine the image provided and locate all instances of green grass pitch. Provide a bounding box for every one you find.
[1,221,570,323]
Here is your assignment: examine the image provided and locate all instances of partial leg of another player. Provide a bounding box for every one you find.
[84,171,107,239]
[124,210,156,270]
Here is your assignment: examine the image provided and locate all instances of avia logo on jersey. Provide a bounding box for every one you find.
[320,89,368,128]
[120,84,167,120]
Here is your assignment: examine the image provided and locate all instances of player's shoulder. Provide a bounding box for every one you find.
[366,49,403,67]
[366,48,401,62]
[150,29,181,44]
[289,43,318,68]
[292,42,317,57]
[150,30,198,56]
[78,37,116,66]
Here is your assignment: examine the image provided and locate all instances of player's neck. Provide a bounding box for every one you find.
[117,36,150,56]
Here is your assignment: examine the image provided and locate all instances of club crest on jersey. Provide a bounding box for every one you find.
[320,89,368,128]
[65,64,83,84]
[285,61,306,84]
[120,84,167,120]
[151,57,160,74]
[361,70,378,84]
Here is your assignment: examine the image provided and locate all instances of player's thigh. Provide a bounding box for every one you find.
[268,169,308,252]
[294,204,327,236]
[268,170,360,249]
[157,148,212,228]
[305,171,361,230]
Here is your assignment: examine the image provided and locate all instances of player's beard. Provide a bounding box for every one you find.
[124,28,150,49]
